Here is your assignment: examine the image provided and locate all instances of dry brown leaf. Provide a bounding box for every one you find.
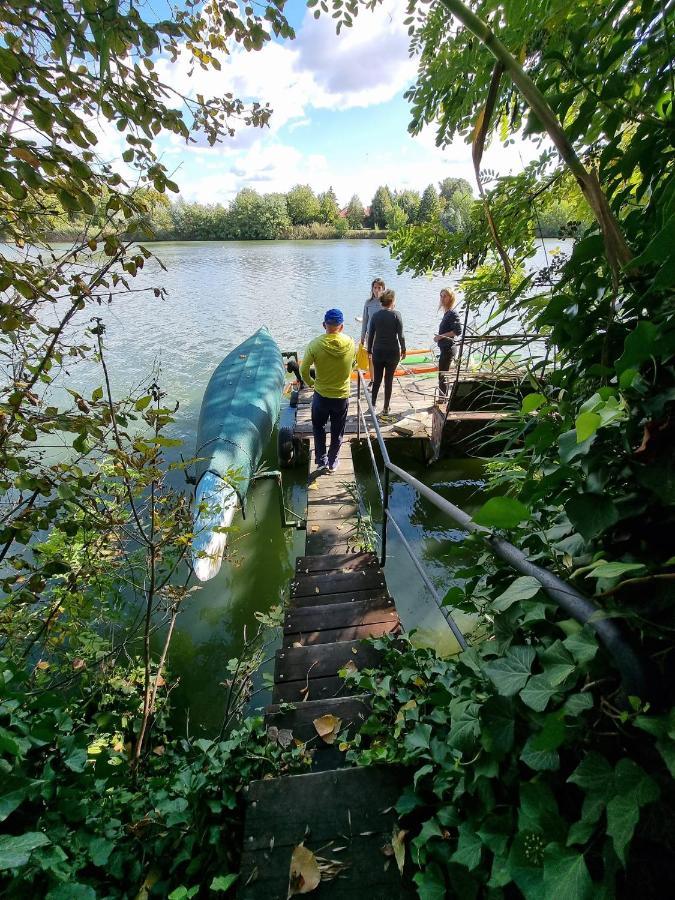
[342,660,358,675]
[71,658,86,671]
[36,660,49,670]
[292,641,303,648]
[392,828,407,876]
[288,843,321,896]
[310,525,320,533]
[277,728,293,749]
[381,843,394,857]
[152,745,165,756]
[313,714,342,745]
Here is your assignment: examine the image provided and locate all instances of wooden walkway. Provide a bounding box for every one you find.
[294,374,510,441]
[238,446,412,897]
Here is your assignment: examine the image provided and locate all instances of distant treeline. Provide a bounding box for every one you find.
[28,178,585,242]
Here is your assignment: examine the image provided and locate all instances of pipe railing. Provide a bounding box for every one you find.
[355,371,647,697]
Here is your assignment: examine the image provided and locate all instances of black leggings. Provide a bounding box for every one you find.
[372,353,400,410]
[438,344,456,396]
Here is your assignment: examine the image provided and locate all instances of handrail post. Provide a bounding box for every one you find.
[380,464,390,567]
[356,372,361,442]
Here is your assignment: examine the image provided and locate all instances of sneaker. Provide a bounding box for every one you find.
[327,460,339,474]
[367,381,373,390]
[314,458,328,472]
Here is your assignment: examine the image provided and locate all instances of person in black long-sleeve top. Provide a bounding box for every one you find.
[434,288,462,398]
[367,289,406,415]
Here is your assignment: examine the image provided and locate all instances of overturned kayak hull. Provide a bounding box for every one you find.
[192,327,285,581]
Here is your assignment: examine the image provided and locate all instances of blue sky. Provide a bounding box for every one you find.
[100,0,542,207]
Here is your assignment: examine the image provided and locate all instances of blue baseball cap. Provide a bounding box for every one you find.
[324,308,344,325]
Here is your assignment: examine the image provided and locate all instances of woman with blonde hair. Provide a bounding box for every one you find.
[433,288,462,398]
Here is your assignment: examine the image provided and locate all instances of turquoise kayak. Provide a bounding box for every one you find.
[192,327,285,580]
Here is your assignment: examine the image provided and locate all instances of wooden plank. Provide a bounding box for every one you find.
[289,586,390,608]
[295,552,377,575]
[275,640,381,683]
[305,533,357,556]
[243,766,406,851]
[272,673,354,703]
[291,568,386,598]
[306,503,358,521]
[284,595,396,631]
[239,832,413,899]
[283,618,400,648]
[265,695,372,743]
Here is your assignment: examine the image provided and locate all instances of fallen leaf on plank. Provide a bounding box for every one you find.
[312,714,342,745]
[392,828,407,875]
[288,843,321,896]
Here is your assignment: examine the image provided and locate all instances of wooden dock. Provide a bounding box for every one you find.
[294,374,511,444]
[238,445,411,897]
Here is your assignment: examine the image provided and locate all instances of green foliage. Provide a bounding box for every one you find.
[286,184,322,226]
[345,194,366,228]
[370,185,395,228]
[318,186,340,224]
[0,651,307,896]
[340,633,673,897]
[417,184,442,224]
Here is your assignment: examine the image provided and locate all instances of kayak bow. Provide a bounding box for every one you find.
[191,327,285,581]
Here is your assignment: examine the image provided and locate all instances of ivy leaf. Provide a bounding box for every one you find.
[0,832,50,870]
[539,641,576,686]
[520,674,559,711]
[568,753,613,793]
[521,734,560,771]
[492,576,541,612]
[542,844,593,899]
[615,321,658,374]
[404,723,432,754]
[485,646,535,696]
[480,696,515,755]
[563,629,598,665]
[413,862,446,900]
[451,823,482,870]
[473,497,529,529]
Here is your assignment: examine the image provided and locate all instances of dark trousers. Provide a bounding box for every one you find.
[372,352,400,410]
[438,344,456,397]
[311,392,349,466]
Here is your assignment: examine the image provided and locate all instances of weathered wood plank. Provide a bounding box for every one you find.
[275,640,381,683]
[272,673,354,703]
[283,618,400,648]
[265,695,371,743]
[295,552,377,575]
[291,568,386,598]
[284,595,395,631]
[304,533,357,556]
[239,832,413,899]
[289,586,390,608]
[242,767,406,851]
[306,503,358,521]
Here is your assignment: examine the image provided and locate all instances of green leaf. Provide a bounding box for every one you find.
[0,784,29,823]
[531,712,566,752]
[520,674,559,712]
[210,874,238,892]
[521,393,546,413]
[563,629,598,665]
[485,646,535,696]
[542,844,593,899]
[559,429,596,463]
[521,735,560,771]
[585,560,646,580]
[47,886,96,900]
[575,411,601,443]
[0,832,50,870]
[0,169,27,201]
[606,792,639,865]
[404,723,432,753]
[566,494,618,540]
[451,824,482,870]
[493,576,541,612]
[480,696,515,755]
[473,496,529,529]
[568,753,613,792]
[539,641,576,686]
[616,321,658,374]
[413,862,446,900]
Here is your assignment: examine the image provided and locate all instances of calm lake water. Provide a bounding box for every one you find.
[41,238,569,732]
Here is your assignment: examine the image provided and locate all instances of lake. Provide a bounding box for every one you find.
[39,238,570,732]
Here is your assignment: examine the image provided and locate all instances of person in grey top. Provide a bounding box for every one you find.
[360,277,385,386]
[367,289,406,415]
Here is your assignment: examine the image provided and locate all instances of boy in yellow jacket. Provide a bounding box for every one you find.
[300,309,355,474]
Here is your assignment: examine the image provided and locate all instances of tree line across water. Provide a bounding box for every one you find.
[34,177,587,242]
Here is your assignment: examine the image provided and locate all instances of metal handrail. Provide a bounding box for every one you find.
[355,371,647,697]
